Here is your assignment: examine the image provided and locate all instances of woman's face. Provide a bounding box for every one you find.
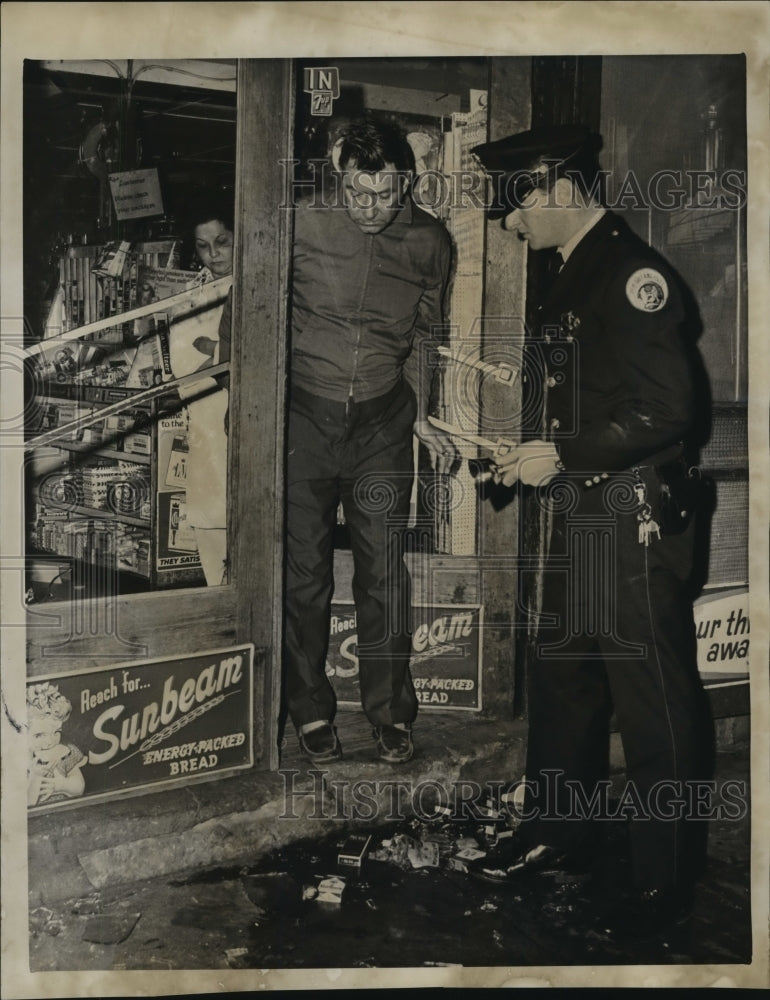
[194,219,234,277]
[30,714,63,753]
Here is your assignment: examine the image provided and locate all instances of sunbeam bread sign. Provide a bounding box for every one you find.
[326,603,483,710]
[26,645,254,811]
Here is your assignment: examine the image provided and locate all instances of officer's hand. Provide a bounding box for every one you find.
[414,419,459,476]
[495,440,563,487]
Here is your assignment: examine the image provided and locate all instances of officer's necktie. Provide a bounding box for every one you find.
[545,250,565,295]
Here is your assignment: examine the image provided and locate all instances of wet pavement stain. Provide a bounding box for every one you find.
[152,811,750,970]
[28,751,752,972]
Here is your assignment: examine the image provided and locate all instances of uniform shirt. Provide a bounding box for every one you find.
[535,211,695,474]
[290,196,452,406]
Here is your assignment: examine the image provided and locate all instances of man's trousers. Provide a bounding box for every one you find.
[285,380,419,729]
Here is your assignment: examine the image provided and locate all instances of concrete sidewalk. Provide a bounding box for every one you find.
[25,738,753,976]
[28,710,531,904]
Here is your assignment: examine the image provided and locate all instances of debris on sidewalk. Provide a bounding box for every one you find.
[29,907,65,938]
[370,832,414,869]
[69,894,101,915]
[29,907,54,935]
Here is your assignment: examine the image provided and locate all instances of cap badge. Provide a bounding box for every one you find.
[626,268,669,312]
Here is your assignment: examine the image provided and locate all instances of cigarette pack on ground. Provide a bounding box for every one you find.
[454,846,487,861]
[337,833,372,869]
[316,875,346,904]
[407,840,440,869]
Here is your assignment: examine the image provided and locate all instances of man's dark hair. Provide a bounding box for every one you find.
[336,117,416,174]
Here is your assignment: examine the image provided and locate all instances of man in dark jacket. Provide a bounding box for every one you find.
[472,125,712,937]
[286,118,455,765]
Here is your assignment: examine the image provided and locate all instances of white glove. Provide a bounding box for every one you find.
[495,440,564,487]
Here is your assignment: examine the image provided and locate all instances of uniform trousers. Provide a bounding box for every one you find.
[522,467,713,891]
[285,380,419,729]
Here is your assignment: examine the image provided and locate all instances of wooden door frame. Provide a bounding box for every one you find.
[231,59,294,769]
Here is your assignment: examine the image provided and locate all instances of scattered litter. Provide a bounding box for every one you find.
[492,929,504,948]
[81,912,141,945]
[365,898,377,910]
[407,840,440,869]
[225,947,249,968]
[302,885,318,901]
[371,833,414,869]
[455,846,486,861]
[29,907,65,938]
[70,894,101,916]
[480,900,498,913]
[29,907,54,934]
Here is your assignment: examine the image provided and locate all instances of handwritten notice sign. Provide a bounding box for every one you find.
[27,645,254,812]
[109,168,164,221]
[327,603,483,710]
[693,588,750,681]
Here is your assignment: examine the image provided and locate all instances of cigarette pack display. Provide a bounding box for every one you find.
[124,432,151,456]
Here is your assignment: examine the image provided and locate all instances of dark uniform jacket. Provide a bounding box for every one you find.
[538,210,694,478]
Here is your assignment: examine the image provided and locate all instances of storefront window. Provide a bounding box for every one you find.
[23,59,237,603]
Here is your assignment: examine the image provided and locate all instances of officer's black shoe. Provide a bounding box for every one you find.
[603,884,693,941]
[474,841,591,884]
[373,724,414,763]
[297,723,342,764]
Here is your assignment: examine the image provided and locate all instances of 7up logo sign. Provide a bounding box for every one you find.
[304,66,340,117]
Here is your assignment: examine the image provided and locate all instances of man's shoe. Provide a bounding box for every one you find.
[603,884,693,940]
[297,723,342,763]
[373,724,414,763]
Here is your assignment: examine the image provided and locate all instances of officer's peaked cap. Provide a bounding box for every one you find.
[472,124,602,218]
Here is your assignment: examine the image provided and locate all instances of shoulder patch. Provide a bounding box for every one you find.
[625,268,669,312]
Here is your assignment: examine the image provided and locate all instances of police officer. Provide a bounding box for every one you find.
[472,125,712,936]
